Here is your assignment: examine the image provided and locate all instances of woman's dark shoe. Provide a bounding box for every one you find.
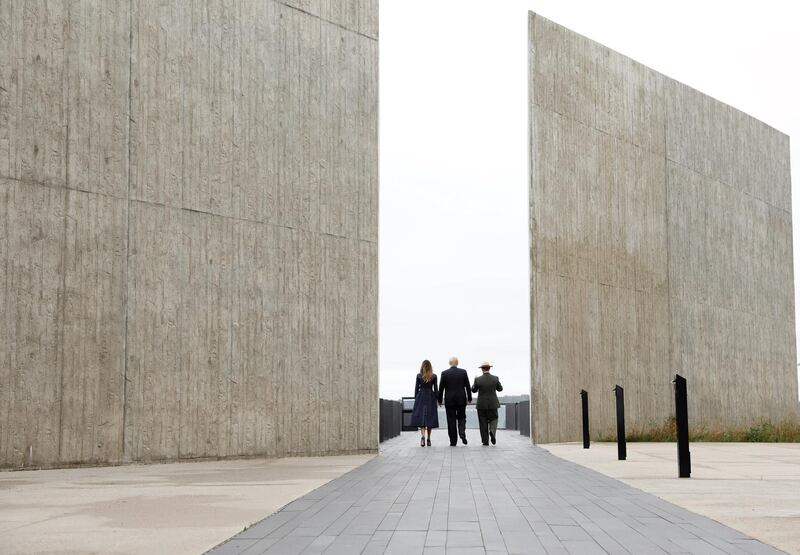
[420,436,425,447]
[426,438,431,447]
[490,432,496,445]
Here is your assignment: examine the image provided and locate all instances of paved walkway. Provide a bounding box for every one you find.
[542,442,800,554]
[208,430,784,554]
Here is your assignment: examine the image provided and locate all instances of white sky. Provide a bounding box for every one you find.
[378,0,800,401]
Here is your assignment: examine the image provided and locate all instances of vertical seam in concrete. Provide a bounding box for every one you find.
[121,0,133,461]
[663,84,673,386]
[527,12,536,444]
[375,26,381,448]
[225,0,241,461]
[57,3,71,463]
[177,3,187,459]
[317,15,322,243]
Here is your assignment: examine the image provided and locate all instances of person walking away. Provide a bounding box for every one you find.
[472,362,503,446]
[410,360,439,446]
[437,356,472,446]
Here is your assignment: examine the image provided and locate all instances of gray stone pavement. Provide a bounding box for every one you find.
[207,430,785,554]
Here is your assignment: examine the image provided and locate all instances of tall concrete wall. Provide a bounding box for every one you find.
[0,0,378,469]
[529,12,798,443]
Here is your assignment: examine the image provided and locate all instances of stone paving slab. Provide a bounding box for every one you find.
[0,453,373,554]
[208,431,786,554]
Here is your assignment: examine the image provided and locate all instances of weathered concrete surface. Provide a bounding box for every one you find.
[529,12,797,443]
[0,453,373,555]
[0,0,378,468]
[542,442,800,555]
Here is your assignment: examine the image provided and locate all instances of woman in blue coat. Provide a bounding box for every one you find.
[410,359,439,446]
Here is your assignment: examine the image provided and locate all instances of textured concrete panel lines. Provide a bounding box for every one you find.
[129,0,186,208]
[123,204,378,463]
[0,1,68,187]
[275,0,379,41]
[357,240,379,448]
[356,35,379,242]
[667,162,794,322]
[124,202,183,462]
[64,0,131,198]
[1,181,128,467]
[319,23,357,239]
[179,210,235,459]
[59,189,127,464]
[529,12,667,156]
[0,1,130,197]
[128,0,378,238]
[530,106,668,295]
[181,0,242,219]
[0,178,65,467]
[277,2,323,233]
[229,218,279,458]
[235,0,281,225]
[276,226,322,456]
[529,11,797,443]
[666,80,792,213]
[1,0,378,468]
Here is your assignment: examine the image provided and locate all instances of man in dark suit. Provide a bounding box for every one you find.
[472,361,503,446]
[437,356,472,446]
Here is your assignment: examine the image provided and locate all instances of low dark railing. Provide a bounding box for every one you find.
[392,398,531,437]
[505,403,518,430]
[401,397,416,432]
[518,401,530,437]
[379,399,402,442]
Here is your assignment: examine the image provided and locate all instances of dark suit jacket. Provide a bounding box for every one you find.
[471,372,503,410]
[438,366,472,407]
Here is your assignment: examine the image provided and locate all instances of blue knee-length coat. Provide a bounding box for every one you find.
[410,373,440,428]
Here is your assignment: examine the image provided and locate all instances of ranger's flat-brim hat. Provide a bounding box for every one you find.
[478,361,492,368]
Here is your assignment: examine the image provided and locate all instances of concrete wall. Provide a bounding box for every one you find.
[0,0,378,469]
[529,12,798,443]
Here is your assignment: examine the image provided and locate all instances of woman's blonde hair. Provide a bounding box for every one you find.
[420,360,433,383]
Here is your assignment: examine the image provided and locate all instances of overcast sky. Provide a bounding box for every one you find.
[378,0,800,400]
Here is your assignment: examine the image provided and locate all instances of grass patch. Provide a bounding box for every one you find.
[595,418,800,442]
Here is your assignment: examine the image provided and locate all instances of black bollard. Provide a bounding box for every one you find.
[580,390,590,449]
[613,385,626,460]
[673,375,691,478]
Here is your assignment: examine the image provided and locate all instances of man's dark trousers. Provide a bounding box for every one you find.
[438,366,472,446]
[445,404,467,445]
[477,408,498,445]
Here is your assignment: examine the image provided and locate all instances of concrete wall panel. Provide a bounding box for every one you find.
[1,0,377,468]
[228,219,278,457]
[0,179,64,467]
[0,2,67,187]
[59,190,127,464]
[124,202,183,462]
[178,210,234,459]
[181,1,240,219]
[667,161,797,427]
[65,1,130,198]
[129,0,186,207]
[357,239,378,448]
[530,12,797,443]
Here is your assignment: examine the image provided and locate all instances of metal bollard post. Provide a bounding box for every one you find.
[580,390,590,449]
[613,385,626,460]
[673,375,691,478]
